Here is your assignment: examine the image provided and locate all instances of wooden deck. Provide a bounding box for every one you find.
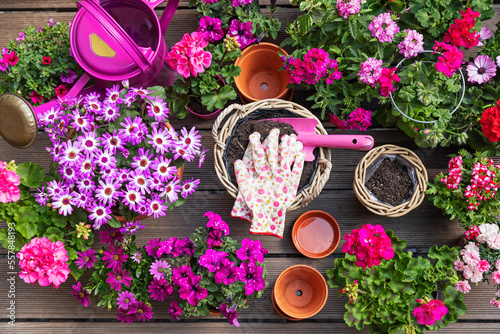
[1,1,500,333]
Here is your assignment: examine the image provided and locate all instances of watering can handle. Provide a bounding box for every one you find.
[143,0,179,35]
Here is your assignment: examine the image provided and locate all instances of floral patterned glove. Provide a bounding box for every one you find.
[234,129,305,238]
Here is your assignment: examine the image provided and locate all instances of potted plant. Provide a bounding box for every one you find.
[72,211,268,326]
[0,160,94,282]
[327,224,467,333]
[426,149,500,229]
[35,84,207,231]
[165,31,241,119]
[454,223,500,309]
[0,18,82,105]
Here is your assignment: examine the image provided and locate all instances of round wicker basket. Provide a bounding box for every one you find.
[353,144,428,217]
[212,99,332,211]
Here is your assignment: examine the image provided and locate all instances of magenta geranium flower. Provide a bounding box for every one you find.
[342,224,394,268]
[98,226,123,245]
[413,299,448,326]
[0,161,21,203]
[75,248,96,270]
[150,259,171,280]
[128,301,154,322]
[102,244,129,270]
[228,19,255,49]
[169,300,183,320]
[116,291,136,310]
[235,262,266,295]
[148,278,173,301]
[71,282,90,307]
[236,238,268,263]
[106,268,132,291]
[199,249,228,273]
[197,16,224,43]
[178,275,208,306]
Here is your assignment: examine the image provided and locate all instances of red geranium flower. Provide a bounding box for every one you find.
[480,100,500,142]
[55,85,68,98]
[42,56,52,65]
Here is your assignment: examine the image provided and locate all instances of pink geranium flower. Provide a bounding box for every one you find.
[0,161,21,203]
[413,299,448,326]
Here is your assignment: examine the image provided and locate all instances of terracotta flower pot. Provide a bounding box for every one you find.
[273,265,328,320]
[292,210,341,259]
[234,43,292,103]
[271,288,300,321]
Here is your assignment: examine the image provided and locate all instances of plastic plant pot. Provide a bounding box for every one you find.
[234,43,292,103]
[273,264,328,320]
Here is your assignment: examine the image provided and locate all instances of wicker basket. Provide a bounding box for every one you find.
[212,99,332,211]
[353,144,428,217]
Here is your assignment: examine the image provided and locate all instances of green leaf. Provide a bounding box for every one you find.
[16,206,39,224]
[16,162,45,188]
[398,86,416,103]
[45,227,64,240]
[16,221,38,240]
[415,9,432,28]
[146,86,166,100]
[207,283,218,292]
[108,215,122,228]
[69,262,85,281]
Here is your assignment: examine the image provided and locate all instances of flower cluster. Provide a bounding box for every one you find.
[338,280,358,304]
[455,224,500,308]
[341,224,394,268]
[368,12,400,43]
[166,31,212,78]
[378,67,400,97]
[0,160,20,203]
[413,298,448,326]
[330,108,372,131]
[480,99,500,142]
[444,7,480,49]
[336,0,362,19]
[36,86,206,230]
[464,159,499,210]
[197,16,224,43]
[433,41,464,78]
[398,29,424,59]
[357,58,383,87]
[283,48,341,85]
[440,156,463,190]
[17,237,70,288]
[0,50,18,71]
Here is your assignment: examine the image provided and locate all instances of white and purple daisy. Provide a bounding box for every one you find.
[198,147,209,168]
[35,188,48,206]
[120,116,147,145]
[181,178,200,198]
[123,90,137,107]
[94,148,117,170]
[173,144,195,162]
[147,126,173,154]
[467,55,497,84]
[88,201,112,229]
[162,179,181,204]
[46,180,64,197]
[120,220,146,235]
[60,140,83,167]
[85,98,103,115]
[149,259,171,280]
[116,168,131,183]
[151,156,176,182]
[71,191,90,209]
[99,167,119,183]
[105,84,123,105]
[101,102,120,122]
[79,154,95,177]
[38,106,62,126]
[149,177,164,192]
[130,87,153,99]
[131,147,154,174]
[52,190,74,216]
[147,195,168,219]
[70,110,92,132]
[59,164,79,183]
[77,178,96,194]
[101,130,125,155]
[78,131,100,154]
[122,185,144,211]
[146,95,169,122]
[180,127,202,154]
[95,179,121,206]
[129,169,151,195]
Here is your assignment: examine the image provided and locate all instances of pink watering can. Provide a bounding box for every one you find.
[0,0,179,148]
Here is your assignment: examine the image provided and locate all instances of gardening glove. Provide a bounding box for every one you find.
[231,132,274,223]
[234,129,306,238]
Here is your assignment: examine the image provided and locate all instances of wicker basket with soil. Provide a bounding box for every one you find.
[353,144,428,217]
[212,99,332,211]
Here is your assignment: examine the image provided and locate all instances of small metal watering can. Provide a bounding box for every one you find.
[0,0,179,148]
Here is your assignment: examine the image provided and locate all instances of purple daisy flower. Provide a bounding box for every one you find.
[197,16,224,43]
[147,194,168,219]
[121,184,144,210]
[128,301,154,322]
[178,275,208,306]
[78,131,100,154]
[87,201,112,228]
[105,84,123,105]
[95,179,121,206]
[147,125,173,154]
[131,251,143,263]
[235,262,266,295]
[149,259,171,280]
[467,55,497,84]
[60,69,77,84]
[71,282,90,307]
[119,116,147,145]
[236,238,268,263]
[120,220,146,235]
[180,127,202,155]
[101,102,120,122]
[129,169,151,195]
[116,291,136,310]
[94,148,117,170]
[116,168,131,184]
[101,130,125,155]
[169,300,182,320]
[145,238,162,258]
[228,19,255,49]
[146,95,169,122]
[98,226,124,245]
[75,248,96,270]
[102,244,129,270]
[148,278,173,301]
[199,249,228,273]
[60,140,83,167]
[52,190,74,216]
[162,179,181,204]
[199,147,209,168]
[181,178,200,198]
[71,191,90,209]
[35,187,48,206]
[77,177,95,194]
[106,268,133,291]
[116,307,137,324]
[70,110,92,133]
[151,156,176,182]
[131,147,154,174]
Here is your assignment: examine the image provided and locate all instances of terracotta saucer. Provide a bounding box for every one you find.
[271,287,301,321]
[292,210,341,259]
[273,264,328,319]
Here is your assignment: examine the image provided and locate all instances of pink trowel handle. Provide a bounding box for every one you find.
[298,134,374,151]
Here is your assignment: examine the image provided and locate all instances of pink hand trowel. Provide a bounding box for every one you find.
[260,118,374,161]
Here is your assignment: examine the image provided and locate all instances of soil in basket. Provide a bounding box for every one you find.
[226,120,315,190]
[365,158,413,206]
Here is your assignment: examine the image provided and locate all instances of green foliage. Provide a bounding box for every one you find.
[326,231,464,334]
[0,162,93,279]
[0,20,82,104]
[426,149,500,228]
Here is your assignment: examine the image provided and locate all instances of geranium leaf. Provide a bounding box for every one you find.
[16,162,45,188]
[16,221,38,240]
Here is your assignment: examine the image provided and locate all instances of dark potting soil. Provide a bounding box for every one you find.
[226,120,315,190]
[365,158,413,206]
[188,97,212,115]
